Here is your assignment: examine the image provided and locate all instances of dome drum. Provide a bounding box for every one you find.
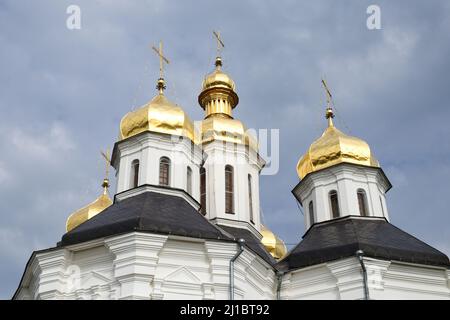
[198,87,239,118]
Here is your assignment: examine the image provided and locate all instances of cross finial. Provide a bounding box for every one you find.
[151,41,170,93]
[213,31,225,68]
[100,149,111,194]
[321,79,335,127]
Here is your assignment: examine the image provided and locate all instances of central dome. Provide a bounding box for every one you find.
[297,108,379,179]
[120,92,195,142]
[197,57,259,149]
[202,58,236,91]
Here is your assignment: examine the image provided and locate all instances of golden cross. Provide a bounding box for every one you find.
[321,78,333,107]
[151,41,170,79]
[100,149,111,180]
[213,31,225,56]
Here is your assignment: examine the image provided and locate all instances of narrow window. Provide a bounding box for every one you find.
[329,190,340,218]
[225,165,234,214]
[130,159,139,188]
[200,167,206,215]
[357,189,368,217]
[248,174,254,223]
[159,157,170,186]
[186,166,192,195]
[309,201,314,225]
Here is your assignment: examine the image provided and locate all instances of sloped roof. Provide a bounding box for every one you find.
[61,189,232,246]
[277,216,450,271]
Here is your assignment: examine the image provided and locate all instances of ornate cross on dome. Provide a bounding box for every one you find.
[151,41,170,93]
[321,79,335,126]
[213,31,225,68]
[213,31,225,56]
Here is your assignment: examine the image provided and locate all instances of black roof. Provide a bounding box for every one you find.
[61,189,232,246]
[277,216,450,271]
[219,225,277,266]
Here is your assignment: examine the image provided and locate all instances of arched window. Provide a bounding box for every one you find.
[309,201,314,225]
[329,190,340,218]
[248,174,254,223]
[200,167,206,215]
[159,157,170,186]
[225,165,234,214]
[186,166,192,195]
[130,159,139,188]
[357,189,368,217]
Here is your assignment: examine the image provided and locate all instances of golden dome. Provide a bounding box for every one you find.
[66,179,113,232]
[120,80,195,141]
[202,57,236,91]
[261,225,287,260]
[297,107,380,179]
[198,57,259,149]
[198,57,239,119]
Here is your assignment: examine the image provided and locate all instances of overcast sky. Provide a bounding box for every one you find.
[1,0,450,298]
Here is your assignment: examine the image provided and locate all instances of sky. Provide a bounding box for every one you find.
[1,0,450,299]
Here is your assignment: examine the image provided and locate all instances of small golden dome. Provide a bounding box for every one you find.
[120,91,195,141]
[261,225,287,260]
[198,57,239,119]
[198,57,259,149]
[202,57,236,91]
[297,108,379,179]
[66,179,113,232]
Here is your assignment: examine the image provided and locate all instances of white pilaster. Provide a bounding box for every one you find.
[105,232,168,300]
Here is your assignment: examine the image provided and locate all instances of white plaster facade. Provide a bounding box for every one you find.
[292,163,391,229]
[14,232,276,300]
[14,231,450,300]
[112,132,203,200]
[201,140,265,233]
[281,257,450,300]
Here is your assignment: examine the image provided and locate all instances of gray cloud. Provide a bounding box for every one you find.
[1,0,449,298]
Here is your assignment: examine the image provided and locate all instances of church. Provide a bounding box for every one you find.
[13,37,450,300]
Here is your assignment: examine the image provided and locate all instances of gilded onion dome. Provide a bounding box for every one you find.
[120,78,195,142]
[66,178,113,232]
[261,225,287,260]
[198,57,257,149]
[297,107,380,179]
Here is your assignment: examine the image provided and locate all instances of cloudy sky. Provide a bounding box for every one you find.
[1,0,450,298]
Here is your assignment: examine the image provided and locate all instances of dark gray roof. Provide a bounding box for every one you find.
[60,186,276,267]
[277,216,450,271]
[60,188,232,246]
[219,225,277,266]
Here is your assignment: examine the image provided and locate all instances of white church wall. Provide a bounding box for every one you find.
[202,140,263,231]
[368,259,450,300]
[293,163,391,228]
[280,256,450,300]
[234,251,276,299]
[113,132,203,200]
[15,232,276,300]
